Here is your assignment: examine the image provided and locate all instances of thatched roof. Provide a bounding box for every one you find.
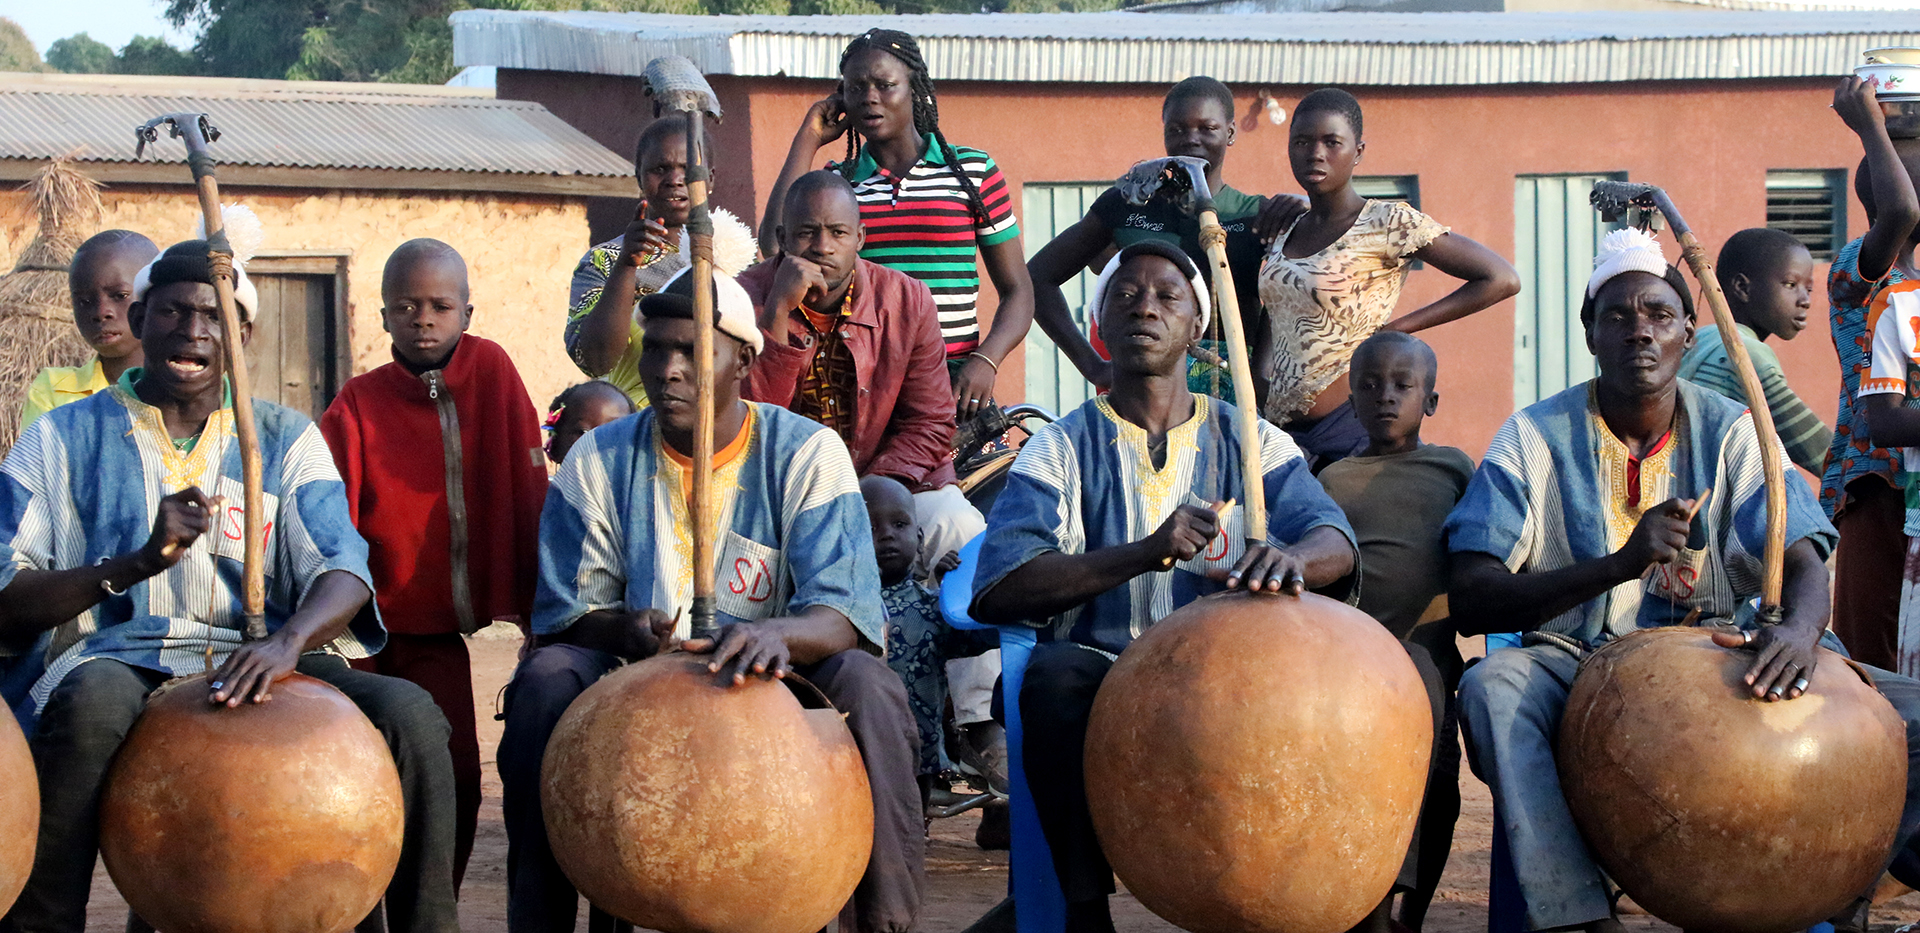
[0,159,106,450]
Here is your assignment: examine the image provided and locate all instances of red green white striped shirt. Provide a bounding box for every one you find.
[833,136,1020,357]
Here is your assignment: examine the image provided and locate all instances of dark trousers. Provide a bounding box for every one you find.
[0,654,460,933]
[1834,477,1905,671]
[353,632,481,890]
[1021,640,1444,905]
[1403,624,1464,932]
[498,644,926,933]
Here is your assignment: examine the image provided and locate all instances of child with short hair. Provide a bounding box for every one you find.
[861,474,993,800]
[1316,330,1468,933]
[20,230,158,432]
[544,380,635,467]
[320,238,549,890]
[1678,227,1828,473]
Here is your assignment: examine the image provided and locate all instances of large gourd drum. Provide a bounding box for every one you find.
[100,673,405,933]
[541,653,873,933]
[1559,627,1907,933]
[1085,591,1433,933]
[0,705,36,913]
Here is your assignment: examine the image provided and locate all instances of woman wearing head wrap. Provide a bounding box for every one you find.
[760,29,1035,422]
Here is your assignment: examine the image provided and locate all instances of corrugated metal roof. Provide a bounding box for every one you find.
[0,73,632,181]
[451,8,1920,85]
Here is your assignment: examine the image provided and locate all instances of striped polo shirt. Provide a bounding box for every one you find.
[834,135,1020,357]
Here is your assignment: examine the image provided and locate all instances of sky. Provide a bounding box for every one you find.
[2,0,193,55]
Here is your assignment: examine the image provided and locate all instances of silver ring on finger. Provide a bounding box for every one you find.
[1742,629,1756,645]
[1792,677,1810,693]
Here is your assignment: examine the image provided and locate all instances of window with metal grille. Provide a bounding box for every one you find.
[1766,170,1846,261]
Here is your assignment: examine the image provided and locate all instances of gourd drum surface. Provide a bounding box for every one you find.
[541,653,873,933]
[0,705,36,914]
[1085,591,1433,933]
[1559,628,1906,933]
[99,673,405,933]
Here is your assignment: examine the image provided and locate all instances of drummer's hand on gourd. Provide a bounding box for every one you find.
[208,629,302,707]
[1834,75,1888,137]
[620,609,679,662]
[1612,497,1695,578]
[1711,624,1820,703]
[615,203,674,268]
[139,486,217,573]
[685,623,791,686]
[1146,502,1222,569]
[1224,543,1306,596]
[1253,194,1310,245]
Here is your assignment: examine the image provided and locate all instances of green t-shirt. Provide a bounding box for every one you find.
[1317,444,1475,639]
[1677,323,1829,474]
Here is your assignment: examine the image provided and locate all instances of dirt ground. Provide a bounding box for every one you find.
[78,632,1920,933]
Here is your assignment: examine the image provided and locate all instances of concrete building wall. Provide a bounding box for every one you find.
[500,69,1869,464]
[0,183,593,416]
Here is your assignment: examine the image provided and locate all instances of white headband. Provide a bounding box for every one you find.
[656,267,764,353]
[1587,228,1669,298]
[1087,246,1212,335]
[130,204,264,323]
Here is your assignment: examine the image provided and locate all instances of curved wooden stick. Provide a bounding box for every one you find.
[140,114,267,639]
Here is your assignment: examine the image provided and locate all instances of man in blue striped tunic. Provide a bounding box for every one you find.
[970,242,1359,933]
[1446,230,1920,933]
[0,238,459,933]
[496,270,923,933]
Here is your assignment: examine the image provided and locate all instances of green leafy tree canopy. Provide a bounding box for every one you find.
[0,18,52,73]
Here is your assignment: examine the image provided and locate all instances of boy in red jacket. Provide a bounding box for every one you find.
[321,238,548,889]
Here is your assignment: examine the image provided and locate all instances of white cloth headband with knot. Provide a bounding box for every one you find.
[1087,249,1212,336]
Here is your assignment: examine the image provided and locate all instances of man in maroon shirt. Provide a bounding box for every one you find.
[740,171,1005,797]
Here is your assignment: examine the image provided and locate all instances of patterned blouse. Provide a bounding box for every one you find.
[1256,199,1448,422]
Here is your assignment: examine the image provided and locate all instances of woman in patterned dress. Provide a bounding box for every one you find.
[1257,88,1520,469]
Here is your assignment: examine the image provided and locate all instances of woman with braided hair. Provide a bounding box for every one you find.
[761,28,1035,425]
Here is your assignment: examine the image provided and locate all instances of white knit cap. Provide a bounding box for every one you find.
[1586,228,1670,298]
[648,266,764,353]
[131,204,265,323]
[1087,241,1212,335]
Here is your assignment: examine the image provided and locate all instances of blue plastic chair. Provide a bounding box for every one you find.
[1482,633,1527,933]
[941,534,1068,933]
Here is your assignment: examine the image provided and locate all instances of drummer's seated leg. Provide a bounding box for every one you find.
[798,649,926,933]
[1017,642,1117,933]
[1849,664,1920,883]
[2,659,163,933]
[497,644,624,933]
[299,654,459,933]
[1458,642,1614,933]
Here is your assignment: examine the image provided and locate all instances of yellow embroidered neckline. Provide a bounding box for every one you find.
[1096,394,1209,502]
[113,384,234,492]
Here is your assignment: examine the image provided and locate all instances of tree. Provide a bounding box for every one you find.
[0,18,51,73]
[119,36,198,75]
[48,33,118,74]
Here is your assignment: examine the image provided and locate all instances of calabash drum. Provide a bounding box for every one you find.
[1085,591,1433,933]
[1559,627,1907,933]
[541,654,873,933]
[0,705,36,913]
[99,673,405,933]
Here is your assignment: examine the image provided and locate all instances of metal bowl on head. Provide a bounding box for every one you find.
[1886,99,1920,140]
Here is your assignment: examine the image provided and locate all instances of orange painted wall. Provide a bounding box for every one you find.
[502,70,1865,462]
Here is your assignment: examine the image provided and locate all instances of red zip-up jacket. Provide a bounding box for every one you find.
[738,257,958,493]
[320,335,548,635]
